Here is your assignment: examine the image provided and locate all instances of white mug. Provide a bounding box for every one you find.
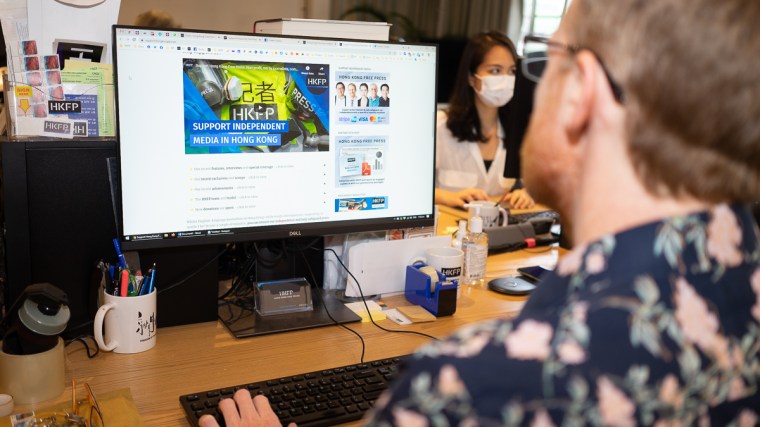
[468,201,508,228]
[94,289,157,354]
[415,246,464,282]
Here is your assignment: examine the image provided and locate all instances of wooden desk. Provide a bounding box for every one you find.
[11,207,563,426]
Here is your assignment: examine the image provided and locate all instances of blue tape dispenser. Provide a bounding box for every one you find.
[404,262,458,317]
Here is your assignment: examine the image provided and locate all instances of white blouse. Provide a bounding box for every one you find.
[435,110,515,197]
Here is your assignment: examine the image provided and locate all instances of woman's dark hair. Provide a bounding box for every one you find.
[446,31,518,144]
[134,9,181,28]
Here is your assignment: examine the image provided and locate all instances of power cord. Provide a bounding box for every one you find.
[321,247,440,342]
[65,335,99,358]
[301,252,367,363]
[298,249,367,364]
[219,243,258,300]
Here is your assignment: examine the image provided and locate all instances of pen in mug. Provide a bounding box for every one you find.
[148,263,156,294]
[140,263,156,296]
[128,273,137,297]
[112,238,128,270]
[113,267,120,297]
[105,272,114,295]
[135,271,144,295]
[120,269,129,297]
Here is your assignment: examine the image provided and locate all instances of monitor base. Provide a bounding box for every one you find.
[219,289,361,339]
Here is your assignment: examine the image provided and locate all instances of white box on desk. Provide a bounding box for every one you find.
[345,235,450,297]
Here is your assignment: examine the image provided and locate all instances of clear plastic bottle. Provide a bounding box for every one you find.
[452,219,467,250]
[461,206,489,286]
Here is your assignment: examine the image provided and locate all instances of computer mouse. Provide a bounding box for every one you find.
[487,276,536,296]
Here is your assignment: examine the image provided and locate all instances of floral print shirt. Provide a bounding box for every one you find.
[365,204,760,426]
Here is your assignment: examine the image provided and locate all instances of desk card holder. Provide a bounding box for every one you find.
[254,277,313,316]
[220,286,361,339]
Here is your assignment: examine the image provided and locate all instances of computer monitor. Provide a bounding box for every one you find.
[113,26,437,249]
[112,25,439,336]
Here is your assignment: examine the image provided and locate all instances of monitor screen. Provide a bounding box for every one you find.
[113,26,438,250]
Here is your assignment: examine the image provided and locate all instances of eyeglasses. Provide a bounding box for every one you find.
[72,380,104,427]
[27,414,87,427]
[27,380,105,427]
[521,34,625,103]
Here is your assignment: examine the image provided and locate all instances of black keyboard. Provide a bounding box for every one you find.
[508,210,560,225]
[179,355,408,427]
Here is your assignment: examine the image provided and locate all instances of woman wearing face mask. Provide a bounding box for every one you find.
[435,31,535,209]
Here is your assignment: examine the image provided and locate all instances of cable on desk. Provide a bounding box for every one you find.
[219,243,258,300]
[65,335,99,358]
[217,243,259,325]
[321,248,440,342]
[522,246,556,254]
[298,249,366,364]
[216,301,257,337]
[218,237,326,332]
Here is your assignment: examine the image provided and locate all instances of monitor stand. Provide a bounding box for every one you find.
[218,289,361,338]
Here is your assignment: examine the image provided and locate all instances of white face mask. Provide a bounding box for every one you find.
[224,76,243,101]
[473,74,515,107]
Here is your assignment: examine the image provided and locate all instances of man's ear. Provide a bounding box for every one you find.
[565,50,599,142]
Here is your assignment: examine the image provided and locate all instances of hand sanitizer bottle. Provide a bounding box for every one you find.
[452,219,467,250]
[461,206,488,286]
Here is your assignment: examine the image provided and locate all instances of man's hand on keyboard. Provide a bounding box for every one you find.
[199,390,296,427]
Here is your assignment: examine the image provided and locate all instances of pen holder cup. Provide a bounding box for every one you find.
[94,288,157,354]
[0,338,65,404]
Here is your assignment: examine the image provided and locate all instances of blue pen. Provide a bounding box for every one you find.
[139,271,151,296]
[106,264,115,295]
[112,238,128,269]
[114,267,121,297]
[147,263,156,294]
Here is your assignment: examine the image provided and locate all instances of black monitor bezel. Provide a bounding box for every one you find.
[112,24,438,251]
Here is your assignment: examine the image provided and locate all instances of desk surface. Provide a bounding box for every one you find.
[12,206,563,426]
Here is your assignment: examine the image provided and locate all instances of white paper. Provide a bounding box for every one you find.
[13,116,76,138]
[343,300,386,322]
[0,0,30,77]
[383,308,412,325]
[0,0,28,39]
[26,0,120,60]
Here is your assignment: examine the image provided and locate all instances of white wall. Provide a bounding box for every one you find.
[118,0,331,32]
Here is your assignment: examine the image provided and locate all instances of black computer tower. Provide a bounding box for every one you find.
[1,139,218,338]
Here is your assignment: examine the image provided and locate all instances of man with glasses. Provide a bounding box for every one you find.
[201,0,760,425]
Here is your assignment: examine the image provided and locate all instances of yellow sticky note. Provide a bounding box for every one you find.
[344,301,387,322]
